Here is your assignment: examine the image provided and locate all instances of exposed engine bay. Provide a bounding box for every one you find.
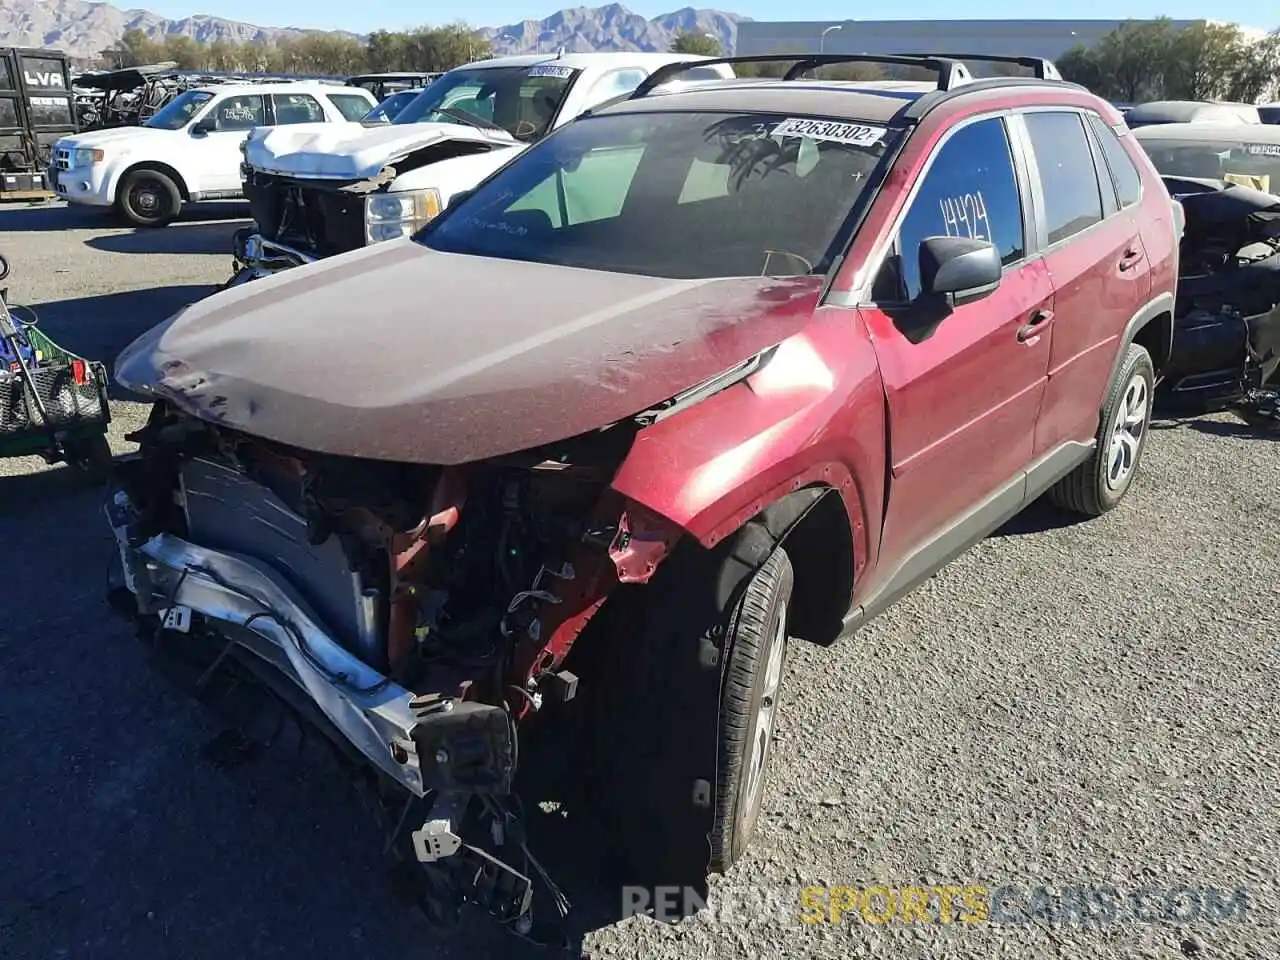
[106,402,681,938]
[1162,176,1280,428]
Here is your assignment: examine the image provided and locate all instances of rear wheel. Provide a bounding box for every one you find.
[1049,342,1154,516]
[117,170,182,228]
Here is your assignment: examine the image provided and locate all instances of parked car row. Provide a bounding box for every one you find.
[55,51,1278,944]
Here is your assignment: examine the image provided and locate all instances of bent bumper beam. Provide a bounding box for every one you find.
[123,531,426,796]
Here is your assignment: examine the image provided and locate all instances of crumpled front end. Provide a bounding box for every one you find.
[105,403,682,932]
[1163,179,1280,413]
[231,123,509,285]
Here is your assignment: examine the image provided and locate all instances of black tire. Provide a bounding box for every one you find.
[64,434,113,485]
[708,547,793,872]
[586,542,794,888]
[1049,342,1154,516]
[117,169,182,227]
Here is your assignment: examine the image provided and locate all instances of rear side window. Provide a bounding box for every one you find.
[328,93,375,122]
[1088,114,1142,208]
[271,94,325,125]
[1024,112,1104,245]
[886,116,1026,301]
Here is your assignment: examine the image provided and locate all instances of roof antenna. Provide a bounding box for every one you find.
[556,46,565,58]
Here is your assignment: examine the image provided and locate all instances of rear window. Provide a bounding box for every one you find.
[328,93,375,122]
[1138,135,1280,194]
[420,110,898,280]
[1088,114,1143,208]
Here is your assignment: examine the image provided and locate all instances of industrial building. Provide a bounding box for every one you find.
[735,19,1207,61]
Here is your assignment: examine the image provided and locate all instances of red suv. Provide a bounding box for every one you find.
[106,53,1178,936]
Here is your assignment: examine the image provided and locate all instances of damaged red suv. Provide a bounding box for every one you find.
[107,54,1178,937]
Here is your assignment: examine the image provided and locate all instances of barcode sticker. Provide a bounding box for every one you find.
[772,118,887,147]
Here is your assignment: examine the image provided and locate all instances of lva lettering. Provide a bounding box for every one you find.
[23,71,65,89]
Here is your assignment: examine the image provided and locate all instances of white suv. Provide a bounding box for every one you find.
[232,53,733,282]
[50,81,377,227]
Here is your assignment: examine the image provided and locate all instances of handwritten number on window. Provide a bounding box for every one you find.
[938,191,990,243]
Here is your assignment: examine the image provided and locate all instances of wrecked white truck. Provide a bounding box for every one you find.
[229,52,732,285]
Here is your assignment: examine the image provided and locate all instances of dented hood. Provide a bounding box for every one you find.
[243,120,519,180]
[115,241,822,464]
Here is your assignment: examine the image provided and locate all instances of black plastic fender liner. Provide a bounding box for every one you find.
[711,486,831,614]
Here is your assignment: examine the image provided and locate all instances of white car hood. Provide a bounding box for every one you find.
[243,121,519,181]
[58,126,177,149]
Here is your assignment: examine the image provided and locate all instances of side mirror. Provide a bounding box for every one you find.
[190,117,217,136]
[918,236,1002,308]
[446,188,474,210]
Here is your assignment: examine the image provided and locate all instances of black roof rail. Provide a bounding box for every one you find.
[629,53,973,100]
[902,53,1062,81]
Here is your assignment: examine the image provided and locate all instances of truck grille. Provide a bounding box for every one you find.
[55,147,71,171]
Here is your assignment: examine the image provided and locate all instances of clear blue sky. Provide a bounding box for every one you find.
[138,0,1278,35]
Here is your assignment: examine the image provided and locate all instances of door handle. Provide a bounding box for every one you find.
[1017,309,1054,342]
[1118,247,1143,271]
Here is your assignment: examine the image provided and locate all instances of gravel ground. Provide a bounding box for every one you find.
[1,201,1277,960]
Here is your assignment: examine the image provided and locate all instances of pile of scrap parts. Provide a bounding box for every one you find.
[1162,176,1280,431]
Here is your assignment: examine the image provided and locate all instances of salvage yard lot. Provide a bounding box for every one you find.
[1,201,1278,960]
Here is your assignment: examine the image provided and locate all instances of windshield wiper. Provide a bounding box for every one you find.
[435,107,509,136]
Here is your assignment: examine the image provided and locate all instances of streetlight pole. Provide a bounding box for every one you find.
[820,24,843,53]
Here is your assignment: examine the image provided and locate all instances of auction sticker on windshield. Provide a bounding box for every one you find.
[528,65,575,78]
[773,118,887,147]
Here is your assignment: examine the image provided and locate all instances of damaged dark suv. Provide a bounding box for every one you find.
[106,54,1179,938]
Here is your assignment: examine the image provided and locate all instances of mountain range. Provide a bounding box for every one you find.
[0,0,747,62]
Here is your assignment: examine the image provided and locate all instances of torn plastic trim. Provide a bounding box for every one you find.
[132,532,427,796]
[632,346,778,427]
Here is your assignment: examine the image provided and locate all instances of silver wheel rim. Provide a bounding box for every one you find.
[739,603,787,838]
[1107,373,1148,491]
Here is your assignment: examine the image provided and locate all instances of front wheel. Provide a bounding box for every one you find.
[116,169,182,228]
[587,543,794,887]
[1049,342,1154,516]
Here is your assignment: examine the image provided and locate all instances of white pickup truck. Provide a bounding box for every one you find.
[231,52,732,283]
[49,80,378,227]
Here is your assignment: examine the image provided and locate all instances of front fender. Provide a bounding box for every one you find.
[609,306,887,580]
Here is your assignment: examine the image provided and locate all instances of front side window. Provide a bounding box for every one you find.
[271,94,325,125]
[421,111,899,280]
[1025,111,1104,245]
[1088,114,1142,207]
[328,93,377,122]
[212,94,266,131]
[143,90,214,130]
[1137,135,1280,195]
[879,116,1026,302]
[393,65,578,141]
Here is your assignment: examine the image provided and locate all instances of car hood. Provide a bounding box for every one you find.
[58,126,176,149]
[114,241,822,465]
[244,121,519,180]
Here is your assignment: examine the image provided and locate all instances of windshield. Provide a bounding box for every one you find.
[144,90,214,130]
[392,64,578,141]
[419,111,899,280]
[1140,135,1280,193]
